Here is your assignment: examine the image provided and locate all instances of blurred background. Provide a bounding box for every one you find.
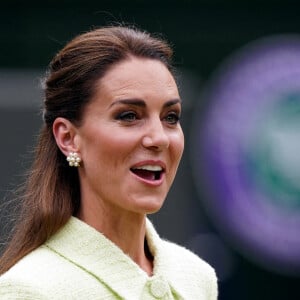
[1,0,300,299]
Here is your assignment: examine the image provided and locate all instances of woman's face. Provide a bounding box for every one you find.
[76,56,184,216]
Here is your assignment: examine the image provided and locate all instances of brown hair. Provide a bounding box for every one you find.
[0,25,174,274]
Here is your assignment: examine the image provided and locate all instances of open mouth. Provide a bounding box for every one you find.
[130,165,164,181]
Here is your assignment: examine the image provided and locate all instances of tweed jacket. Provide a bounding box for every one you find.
[0,217,218,299]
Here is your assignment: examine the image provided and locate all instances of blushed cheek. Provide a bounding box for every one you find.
[174,133,185,162]
[169,138,184,182]
[98,136,134,167]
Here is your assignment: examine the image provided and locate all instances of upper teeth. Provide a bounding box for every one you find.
[133,165,162,171]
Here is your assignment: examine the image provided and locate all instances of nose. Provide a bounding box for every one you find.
[142,118,170,151]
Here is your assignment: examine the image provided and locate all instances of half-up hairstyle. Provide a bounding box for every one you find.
[0,25,174,275]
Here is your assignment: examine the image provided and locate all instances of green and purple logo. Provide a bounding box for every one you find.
[191,35,300,275]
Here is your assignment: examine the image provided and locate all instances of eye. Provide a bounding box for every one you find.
[164,112,180,125]
[116,111,138,122]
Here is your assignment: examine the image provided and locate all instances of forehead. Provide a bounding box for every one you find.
[93,57,179,101]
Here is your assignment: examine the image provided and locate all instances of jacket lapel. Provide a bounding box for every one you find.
[45,217,149,299]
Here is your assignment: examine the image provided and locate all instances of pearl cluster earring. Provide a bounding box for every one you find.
[66,152,81,167]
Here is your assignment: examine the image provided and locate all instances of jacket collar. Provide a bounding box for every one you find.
[45,217,151,299]
[45,217,186,299]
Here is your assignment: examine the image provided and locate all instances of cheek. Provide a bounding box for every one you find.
[83,129,138,163]
[166,134,184,186]
[172,131,185,161]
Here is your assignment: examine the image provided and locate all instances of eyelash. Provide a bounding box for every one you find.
[115,110,181,125]
[164,112,181,124]
[116,111,138,122]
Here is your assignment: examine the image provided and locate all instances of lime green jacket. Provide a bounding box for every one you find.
[0,217,218,299]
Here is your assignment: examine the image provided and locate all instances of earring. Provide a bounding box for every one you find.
[66,152,81,167]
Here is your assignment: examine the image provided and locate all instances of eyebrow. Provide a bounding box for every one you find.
[110,98,182,108]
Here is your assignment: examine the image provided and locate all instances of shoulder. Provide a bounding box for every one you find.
[147,219,216,278]
[161,238,217,278]
[0,245,110,299]
[0,276,48,300]
[146,220,218,299]
[159,239,218,300]
[0,247,53,299]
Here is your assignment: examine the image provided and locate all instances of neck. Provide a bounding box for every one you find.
[77,204,153,276]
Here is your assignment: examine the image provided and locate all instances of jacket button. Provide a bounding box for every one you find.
[149,278,169,299]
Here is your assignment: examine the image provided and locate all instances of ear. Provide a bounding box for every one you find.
[52,117,79,157]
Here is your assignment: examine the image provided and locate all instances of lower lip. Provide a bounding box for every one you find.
[130,171,165,186]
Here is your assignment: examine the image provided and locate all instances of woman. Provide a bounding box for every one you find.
[0,26,218,299]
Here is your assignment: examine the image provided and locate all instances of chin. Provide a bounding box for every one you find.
[133,196,166,215]
[144,205,163,215]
